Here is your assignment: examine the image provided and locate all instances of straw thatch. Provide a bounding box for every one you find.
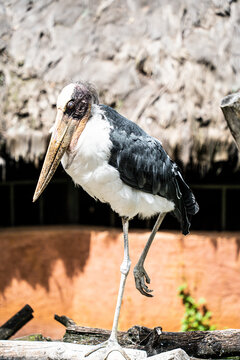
[0,0,239,171]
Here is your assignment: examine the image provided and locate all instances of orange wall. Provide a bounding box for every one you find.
[0,226,240,339]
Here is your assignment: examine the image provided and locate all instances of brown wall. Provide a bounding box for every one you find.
[0,226,240,339]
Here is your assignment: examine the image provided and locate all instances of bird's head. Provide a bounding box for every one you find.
[33,82,98,202]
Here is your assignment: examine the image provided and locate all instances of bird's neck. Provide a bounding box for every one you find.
[62,104,109,171]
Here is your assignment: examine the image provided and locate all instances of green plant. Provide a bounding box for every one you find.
[178,284,216,331]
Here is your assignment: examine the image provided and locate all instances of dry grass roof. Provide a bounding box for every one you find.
[0,0,239,172]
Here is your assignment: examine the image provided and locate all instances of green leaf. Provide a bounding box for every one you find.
[178,283,187,292]
[178,283,217,331]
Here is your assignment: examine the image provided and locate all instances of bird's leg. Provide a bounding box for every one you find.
[85,217,131,360]
[134,212,166,297]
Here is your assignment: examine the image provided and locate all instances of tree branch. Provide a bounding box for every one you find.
[54,314,76,328]
[0,304,34,340]
[221,92,240,151]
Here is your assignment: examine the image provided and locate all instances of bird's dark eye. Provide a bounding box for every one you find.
[67,100,74,110]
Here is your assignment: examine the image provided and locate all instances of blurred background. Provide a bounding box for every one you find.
[0,0,240,339]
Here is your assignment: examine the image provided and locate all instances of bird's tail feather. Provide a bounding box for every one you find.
[176,172,199,215]
[172,172,199,235]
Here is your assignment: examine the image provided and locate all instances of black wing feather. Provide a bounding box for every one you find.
[100,105,199,235]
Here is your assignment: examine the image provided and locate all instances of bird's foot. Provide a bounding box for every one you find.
[133,264,153,297]
[85,338,131,360]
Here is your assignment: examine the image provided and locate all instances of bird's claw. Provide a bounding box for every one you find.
[133,264,153,297]
[85,338,131,360]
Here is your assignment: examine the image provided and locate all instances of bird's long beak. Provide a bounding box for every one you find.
[33,110,77,202]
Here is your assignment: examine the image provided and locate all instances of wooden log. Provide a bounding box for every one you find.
[221,92,240,151]
[63,325,240,358]
[145,327,240,358]
[1,326,240,359]
[63,325,148,349]
[0,304,34,340]
[0,341,146,360]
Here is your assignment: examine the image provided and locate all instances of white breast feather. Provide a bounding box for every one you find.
[61,105,174,219]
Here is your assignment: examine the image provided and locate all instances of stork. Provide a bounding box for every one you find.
[33,81,199,360]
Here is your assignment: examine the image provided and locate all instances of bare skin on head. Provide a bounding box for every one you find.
[56,83,76,111]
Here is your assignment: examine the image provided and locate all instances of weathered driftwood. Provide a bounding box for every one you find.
[0,304,33,340]
[221,92,240,151]
[63,325,240,358]
[0,341,146,360]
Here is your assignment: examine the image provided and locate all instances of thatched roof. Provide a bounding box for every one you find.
[0,0,239,172]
